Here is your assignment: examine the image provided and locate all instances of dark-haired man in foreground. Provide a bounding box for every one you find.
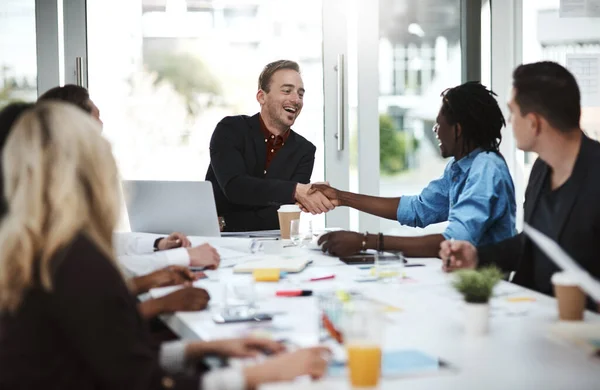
[441,61,600,310]
[315,82,517,258]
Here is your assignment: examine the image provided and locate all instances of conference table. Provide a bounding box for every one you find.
[141,235,600,390]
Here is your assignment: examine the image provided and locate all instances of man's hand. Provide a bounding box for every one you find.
[243,347,331,389]
[295,183,335,215]
[131,265,199,294]
[318,231,365,257]
[297,183,341,213]
[157,232,191,251]
[309,184,341,206]
[186,243,221,269]
[438,239,478,272]
[156,287,210,313]
[187,337,286,360]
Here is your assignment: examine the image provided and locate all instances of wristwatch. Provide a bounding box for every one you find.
[153,237,163,252]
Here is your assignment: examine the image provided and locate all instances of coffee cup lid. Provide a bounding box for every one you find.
[278,204,301,213]
[551,271,578,286]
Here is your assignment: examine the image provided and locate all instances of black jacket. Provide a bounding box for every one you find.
[479,133,600,305]
[0,234,201,390]
[205,113,316,232]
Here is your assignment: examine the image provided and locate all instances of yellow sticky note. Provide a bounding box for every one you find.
[383,305,402,313]
[253,269,280,282]
[336,290,351,302]
[506,297,536,303]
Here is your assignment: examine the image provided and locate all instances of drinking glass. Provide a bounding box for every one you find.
[222,282,257,317]
[342,300,385,388]
[374,252,405,284]
[290,219,302,246]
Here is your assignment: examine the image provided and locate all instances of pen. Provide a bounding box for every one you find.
[446,238,454,268]
[309,275,335,282]
[405,263,425,268]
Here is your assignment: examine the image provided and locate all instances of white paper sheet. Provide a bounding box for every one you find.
[566,53,600,106]
[523,223,600,301]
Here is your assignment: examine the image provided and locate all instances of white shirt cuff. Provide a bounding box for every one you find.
[138,236,160,254]
[164,247,191,267]
[159,340,189,374]
[202,367,246,390]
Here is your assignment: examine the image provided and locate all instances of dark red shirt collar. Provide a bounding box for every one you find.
[259,114,291,143]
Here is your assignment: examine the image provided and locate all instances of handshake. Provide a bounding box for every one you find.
[295,182,342,215]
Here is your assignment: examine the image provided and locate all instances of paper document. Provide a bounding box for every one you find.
[214,245,260,268]
[523,223,600,301]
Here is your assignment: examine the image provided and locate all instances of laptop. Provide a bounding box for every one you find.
[123,180,220,237]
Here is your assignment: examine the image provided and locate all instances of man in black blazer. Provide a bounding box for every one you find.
[206,60,333,232]
[440,62,600,310]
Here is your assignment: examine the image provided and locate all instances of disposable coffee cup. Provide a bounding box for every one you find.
[278,204,302,239]
[552,272,586,321]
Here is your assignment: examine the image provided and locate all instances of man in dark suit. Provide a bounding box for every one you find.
[206,60,333,232]
[440,61,600,310]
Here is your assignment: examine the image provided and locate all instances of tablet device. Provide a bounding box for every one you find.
[340,253,405,265]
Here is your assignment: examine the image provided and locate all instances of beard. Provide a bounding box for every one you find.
[265,103,297,130]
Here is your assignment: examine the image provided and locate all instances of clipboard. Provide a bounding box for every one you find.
[523,223,600,301]
[233,256,310,273]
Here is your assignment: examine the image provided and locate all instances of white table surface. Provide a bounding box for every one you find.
[145,237,600,390]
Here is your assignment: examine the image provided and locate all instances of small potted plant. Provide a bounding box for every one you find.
[452,266,503,336]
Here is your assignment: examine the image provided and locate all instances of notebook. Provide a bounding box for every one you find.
[328,349,454,378]
[233,256,310,273]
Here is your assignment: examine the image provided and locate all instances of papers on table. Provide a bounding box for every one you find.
[523,223,600,301]
[213,245,260,268]
[233,256,311,273]
[549,322,600,355]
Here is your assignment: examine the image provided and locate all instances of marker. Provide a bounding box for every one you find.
[309,274,335,282]
[276,290,313,297]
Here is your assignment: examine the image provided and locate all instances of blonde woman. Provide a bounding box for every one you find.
[0,102,329,389]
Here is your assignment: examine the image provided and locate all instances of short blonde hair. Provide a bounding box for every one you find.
[0,102,120,312]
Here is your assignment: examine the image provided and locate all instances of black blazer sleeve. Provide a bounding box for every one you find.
[478,232,526,273]
[49,235,200,390]
[209,117,304,206]
[290,143,316,184]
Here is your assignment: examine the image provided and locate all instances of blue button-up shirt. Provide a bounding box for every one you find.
[396,149,517,246]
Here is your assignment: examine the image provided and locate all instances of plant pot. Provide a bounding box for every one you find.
[464,302,490,336]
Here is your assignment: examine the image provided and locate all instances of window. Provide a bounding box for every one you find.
[87,0,324,183]
[348,0,462,234]
[522,0,600,178]
[0,0,37,108]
